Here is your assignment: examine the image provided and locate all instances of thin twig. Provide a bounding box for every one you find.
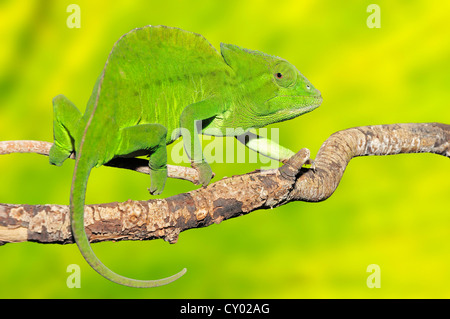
[0,140,201,184]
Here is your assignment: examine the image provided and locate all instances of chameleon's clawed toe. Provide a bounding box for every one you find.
[307,158,316,172]
[148,187,163,196]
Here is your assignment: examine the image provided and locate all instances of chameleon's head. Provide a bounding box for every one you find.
[265,59,322,121]
[221,43,322,127]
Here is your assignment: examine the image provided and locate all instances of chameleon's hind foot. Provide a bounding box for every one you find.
[49,143,72,166]
[50,94,81,166]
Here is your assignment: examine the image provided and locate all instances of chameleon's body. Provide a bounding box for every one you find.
[49,25,322,287]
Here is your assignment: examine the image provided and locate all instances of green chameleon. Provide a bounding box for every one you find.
[49,25,322,288]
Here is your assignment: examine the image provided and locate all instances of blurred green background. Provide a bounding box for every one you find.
[0,0,449,298]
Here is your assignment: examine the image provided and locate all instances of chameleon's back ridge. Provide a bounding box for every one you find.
[50,24,322,287]
[92,25,230,144]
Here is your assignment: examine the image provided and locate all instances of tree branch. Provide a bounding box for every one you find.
[0,123,448,245]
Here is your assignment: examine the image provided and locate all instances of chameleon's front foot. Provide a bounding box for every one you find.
[191,161,213,186]
[148,168,167,195]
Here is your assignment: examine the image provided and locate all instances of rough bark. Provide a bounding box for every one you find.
[0,123,448,246]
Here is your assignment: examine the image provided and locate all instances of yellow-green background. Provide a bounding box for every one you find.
[0,0,449,298]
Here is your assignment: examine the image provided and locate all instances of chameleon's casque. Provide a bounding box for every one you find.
[50,25,322,287]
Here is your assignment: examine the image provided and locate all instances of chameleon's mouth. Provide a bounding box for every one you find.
[260,98,320,125]
[297,95,322,109]
[257,94,322,126]
[276,95,322,116]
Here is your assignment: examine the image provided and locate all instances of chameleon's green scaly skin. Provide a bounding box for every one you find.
[49,25,322,287]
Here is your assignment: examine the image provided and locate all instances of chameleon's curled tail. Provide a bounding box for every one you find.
[70,156,186,287]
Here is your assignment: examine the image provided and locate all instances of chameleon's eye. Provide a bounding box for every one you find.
[306,85,311,90]
[273,61,297,88]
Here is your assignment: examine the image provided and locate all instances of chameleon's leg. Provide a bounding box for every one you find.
[49,94,82,166]
[236,131,316,169]
[180,100,221,186]
[117,123,168,195]
[236,131,296,162]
